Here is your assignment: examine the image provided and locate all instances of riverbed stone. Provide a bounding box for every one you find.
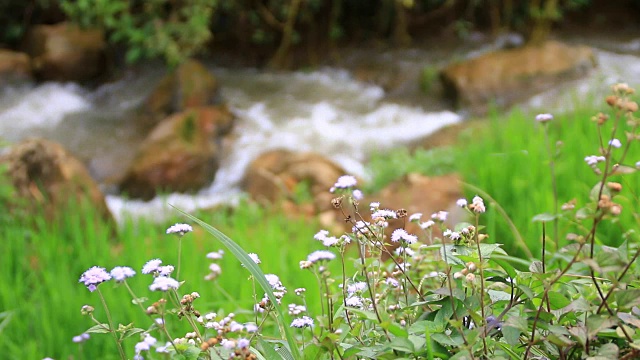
[119,105,234,200]
[243,150,346,213]
[0,138,113,223]
[141,59,222,129]
[22,22,107,82]
[0,49,32,84]
[440,40,596,112]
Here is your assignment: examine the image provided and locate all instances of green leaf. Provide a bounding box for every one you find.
[348,308,379,321]
[529,261,544,273]
[488,290,511,303]
[611,165,636,175]
[0,311,14,335]
[478,243,502,258]
[547,292,571,310]
[532,213,556,222]
[618,312,640,328]
[616,289,640,310]
[547,333,574,347]
[258,338,284,360]
[176,209,302,360]
[587,315,617,338]
[85,324,112,334]
[183,346,201,360]
[587,343,619,359]
[389,337,415,353]
[590,182,609,202]
[121,327,145,340]
[431,333,464,346]
[383,321,408,337]
[502,325,521,346]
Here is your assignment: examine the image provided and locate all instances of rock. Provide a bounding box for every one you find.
[373,173,465,244]
[22,23,107,82]
[119,106,234,200]
[408,120,487,151]
[0,49,32,84]
[142,59,222,129]
[0,138,113,223]
[440,40,596,112]
[243,150,346,212]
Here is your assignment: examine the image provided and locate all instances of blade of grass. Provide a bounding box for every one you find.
[175,208,302,360]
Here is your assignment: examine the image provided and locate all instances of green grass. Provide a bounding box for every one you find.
[366,100,640,260]
[0,200,332,359]
[457,106,640,258]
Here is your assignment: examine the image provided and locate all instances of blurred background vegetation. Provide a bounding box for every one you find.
[3,0,640,67]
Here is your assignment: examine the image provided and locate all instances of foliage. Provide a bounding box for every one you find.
[0,0,55,46]
[59,0,215,66]
[52,0,600,67]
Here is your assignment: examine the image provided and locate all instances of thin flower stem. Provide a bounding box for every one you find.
[158,312,182,357]
[356,241,390,340]
[124,280,146,313]
[541,223,551,314]
[439,235,471,356]
[97,288,127,360]
[474,215,488,357]
[177,237,183,281]
[322,274,335,333]
[524,242,584,359]
[339,249,355,332]
[543,124,559,250]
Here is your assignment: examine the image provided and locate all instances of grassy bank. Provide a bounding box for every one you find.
[0,201,331,359]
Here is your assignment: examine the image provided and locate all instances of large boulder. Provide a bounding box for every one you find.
[0,138,113,223]
[0,49,32,84]
[440,40,596,112]
[142,59,222,129]
[22,23,107,82]
[375,173,464,224]
[372,173,465,254]
[119,106,234,200]
[243,150,347,213]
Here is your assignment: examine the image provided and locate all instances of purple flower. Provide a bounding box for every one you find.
[72,333,90,343]
[110,266,135,282]
[79,266,111,292]
[166,223,193,236]
[290,316,314,328]
[149,277,180,291]
[142,259,163,274]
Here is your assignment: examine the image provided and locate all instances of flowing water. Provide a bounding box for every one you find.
[1,40,639,222]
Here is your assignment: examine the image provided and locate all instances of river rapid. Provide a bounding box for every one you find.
[1,37,639,222]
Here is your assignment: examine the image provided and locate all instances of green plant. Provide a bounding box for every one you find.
[60,0,215,66]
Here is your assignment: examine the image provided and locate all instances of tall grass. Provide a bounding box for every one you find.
[458,106,640,258]
[0,199,327,359]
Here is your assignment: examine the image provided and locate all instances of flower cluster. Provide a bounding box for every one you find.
[205,249,224,281]
[166,223,193,236]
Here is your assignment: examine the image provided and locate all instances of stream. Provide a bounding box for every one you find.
[1,37,639,222]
